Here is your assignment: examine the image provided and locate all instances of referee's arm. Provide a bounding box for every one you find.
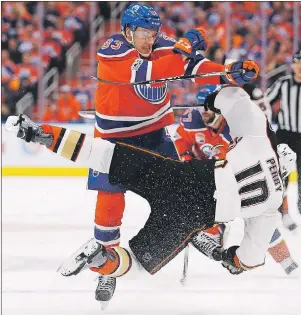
[263,79,283,122]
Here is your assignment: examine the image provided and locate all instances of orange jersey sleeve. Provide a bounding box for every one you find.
[98,53,186,84]
[185,59,225,85]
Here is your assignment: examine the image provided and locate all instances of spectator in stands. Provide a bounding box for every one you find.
[44,2,61,29]
[2,49,17,84]
[7,37,22,64]
[48,17,74,50]
[16,52,38,84]
[17,23,35,54]
[72,76,93,110]
[57,85,81,121]
[42,97,68,122]
[1,93,14,122]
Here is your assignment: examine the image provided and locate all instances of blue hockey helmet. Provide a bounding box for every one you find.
[196,85,228,116]
[196,85,225,105]
[121,4,162,34]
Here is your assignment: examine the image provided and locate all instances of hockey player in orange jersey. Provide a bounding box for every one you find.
[173,93,298,276]
[174,107,231,162]
[88,3,259,303]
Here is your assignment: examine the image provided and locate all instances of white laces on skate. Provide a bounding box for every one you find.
[192,232,221,258]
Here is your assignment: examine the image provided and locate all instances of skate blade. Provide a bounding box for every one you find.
[100,301,109,311]
[57,260,87,276]
[56,238,95,276]
[287,265,299,277]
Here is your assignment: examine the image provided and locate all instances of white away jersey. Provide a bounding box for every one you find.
[213,87,283,267]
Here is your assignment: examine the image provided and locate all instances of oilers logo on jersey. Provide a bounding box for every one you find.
[199,143,214,157]
[134,83,168,104]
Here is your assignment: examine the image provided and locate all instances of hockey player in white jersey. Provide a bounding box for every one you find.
[5,85,296,297]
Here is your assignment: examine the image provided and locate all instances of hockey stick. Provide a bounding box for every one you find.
[79,104,204,119]
[180,245,190,285]
[90,69,245,86]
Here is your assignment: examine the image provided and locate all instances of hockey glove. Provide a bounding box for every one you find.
[223,60,259,85]
[5,115,53,147]
[221,246,244,275]
[173,28,208,59]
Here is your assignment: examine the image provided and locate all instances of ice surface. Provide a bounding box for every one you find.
[2,177,301,315]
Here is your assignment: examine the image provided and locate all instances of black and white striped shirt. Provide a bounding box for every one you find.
[264,74,301,133]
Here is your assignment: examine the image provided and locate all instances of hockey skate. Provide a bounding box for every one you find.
[281,257,299,276]
[5,114,53,146]
[190,225,225,261]
[95,275,116,310]
[58,238,109,276]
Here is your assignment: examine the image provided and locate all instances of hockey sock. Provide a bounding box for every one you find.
[268,228,297,273]
[94,191,125,247]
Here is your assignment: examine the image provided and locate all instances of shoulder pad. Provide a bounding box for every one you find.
[153,34,176,51]
[180,109,206,130]
[97,34,135,59]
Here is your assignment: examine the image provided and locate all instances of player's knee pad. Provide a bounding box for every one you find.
[90,246,132,277]
[94,191,125,246]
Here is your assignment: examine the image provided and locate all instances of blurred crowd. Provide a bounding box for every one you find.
[1,1,98,121]
[1,1,300,122]
[153,1,300,108]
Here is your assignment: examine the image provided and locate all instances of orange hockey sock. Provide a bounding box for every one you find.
[95,191,125,228]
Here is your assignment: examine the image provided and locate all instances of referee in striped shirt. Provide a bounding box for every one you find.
[265,51,301,215]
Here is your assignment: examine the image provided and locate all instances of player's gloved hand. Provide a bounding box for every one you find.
[221,246,244,275]
[5,115,53,147]
[173,28,208,59]
[196,84,227,114]
[277,143,297,179]
[223,60,259,85]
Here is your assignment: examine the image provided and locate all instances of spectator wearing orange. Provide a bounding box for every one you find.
[7,38,22,64]
[43,98,68,122]
[47,18,74,48]
[16,52,38,84]
[57,85,81,121]
[72,76,93,110]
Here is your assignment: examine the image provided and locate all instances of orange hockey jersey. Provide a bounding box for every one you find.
[94,33,225,138]
[174,109,232,161]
